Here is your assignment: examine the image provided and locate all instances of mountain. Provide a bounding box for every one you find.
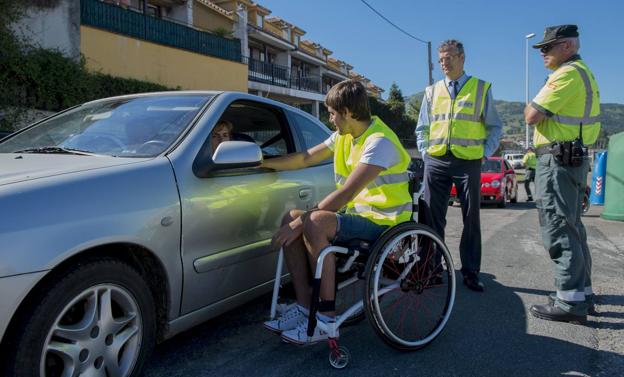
[406,92,624,147]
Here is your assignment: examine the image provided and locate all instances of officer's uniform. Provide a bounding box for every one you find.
[416,74,502,283]
[530,26,600,316]
[522,150,537,201]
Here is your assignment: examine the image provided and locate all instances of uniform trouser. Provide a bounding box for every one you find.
[535,154,591,315]
[525,168,535,198]
[423,153,482,276]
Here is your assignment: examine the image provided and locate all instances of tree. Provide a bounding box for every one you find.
[386,82,405,115]
[406,95,421,122]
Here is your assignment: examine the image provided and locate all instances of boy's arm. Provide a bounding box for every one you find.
[261,143,333,171]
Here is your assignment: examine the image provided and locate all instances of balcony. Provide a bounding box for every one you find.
[81,0,242,62]
[245,57,320,94]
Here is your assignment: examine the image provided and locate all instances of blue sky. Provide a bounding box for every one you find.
[259,0,621,104]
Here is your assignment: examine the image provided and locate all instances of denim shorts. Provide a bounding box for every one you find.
[334,213,389,244]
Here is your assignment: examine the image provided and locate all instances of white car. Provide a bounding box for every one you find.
[504,153,525,169]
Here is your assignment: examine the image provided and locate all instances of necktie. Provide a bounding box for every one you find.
[450,80,458,99]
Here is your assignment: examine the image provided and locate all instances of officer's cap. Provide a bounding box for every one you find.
[532,25,579,48]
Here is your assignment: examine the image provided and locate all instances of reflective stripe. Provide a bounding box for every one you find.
[431,113,480,122]
[367,172,410,189]
[551,63,598,127]
[449,138,485,146]
[472,79,486,122]
[351,202,412,217]
[455,100,473,108]
[429,137,447,146]
[556,290,586,302]
[338,172,409,188]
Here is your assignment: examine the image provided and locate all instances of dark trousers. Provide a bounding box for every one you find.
[423,153,482,276]
[525,168,535,198]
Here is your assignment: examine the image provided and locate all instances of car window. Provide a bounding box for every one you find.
[482,159,501,173]
[215,100,294,158]
[504,160,512,170]
[0,95,212,157]
[289,112,331,150]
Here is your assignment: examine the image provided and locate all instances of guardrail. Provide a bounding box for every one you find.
[81,0,242,63]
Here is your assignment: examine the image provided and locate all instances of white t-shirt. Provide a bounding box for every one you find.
[323,131,400,170]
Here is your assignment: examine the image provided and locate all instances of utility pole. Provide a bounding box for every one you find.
[427,41,433,85]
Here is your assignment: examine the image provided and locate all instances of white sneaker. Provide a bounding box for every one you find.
[281,317,338,345]
[263,305,306,333]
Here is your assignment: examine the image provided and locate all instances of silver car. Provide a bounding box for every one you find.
[0,92,334,377]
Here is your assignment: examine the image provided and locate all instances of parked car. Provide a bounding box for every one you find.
[450,157,518,208]
[0,92,335,377]
[504,153,525,169]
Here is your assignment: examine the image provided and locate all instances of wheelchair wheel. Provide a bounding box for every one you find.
[364,222,456,351]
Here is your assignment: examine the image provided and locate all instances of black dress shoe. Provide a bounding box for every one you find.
[463,274,484,292]
[530,303,587,323]
[548,293,597,315]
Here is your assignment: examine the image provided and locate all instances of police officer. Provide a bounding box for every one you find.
[522,147,537,201]
[525,25,600,323]
[416,40,502,292]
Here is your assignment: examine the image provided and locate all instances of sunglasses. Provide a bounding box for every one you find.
[540,41,566,54]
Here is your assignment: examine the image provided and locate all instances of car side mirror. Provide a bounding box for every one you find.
[193,141,263,177]
[212,141,263,168]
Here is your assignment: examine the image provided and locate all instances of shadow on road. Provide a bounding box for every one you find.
[142,270,623,377]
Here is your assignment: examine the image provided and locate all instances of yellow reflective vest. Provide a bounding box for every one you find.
[427,77,490,160]
[334,116,412,226]
[523,151,537,169]
[532,59,600,147]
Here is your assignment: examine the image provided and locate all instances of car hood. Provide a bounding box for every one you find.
[0,154,148,186]
[481,173,504,182]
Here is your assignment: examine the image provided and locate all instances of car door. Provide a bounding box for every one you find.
[176,99,323,314]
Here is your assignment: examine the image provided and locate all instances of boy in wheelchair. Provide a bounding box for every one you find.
[261,80,413,344]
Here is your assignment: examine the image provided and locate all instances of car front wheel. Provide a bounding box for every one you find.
[5,258,156,377]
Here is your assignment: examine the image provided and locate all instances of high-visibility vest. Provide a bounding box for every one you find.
[523,152,537,169]
[533,60,600,147]
[334,116,412,226]
[427,77,490,160]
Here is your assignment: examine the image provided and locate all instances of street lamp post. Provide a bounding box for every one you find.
[525,33,535,148]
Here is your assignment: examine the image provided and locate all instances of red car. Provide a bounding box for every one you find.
[450,157,518,208]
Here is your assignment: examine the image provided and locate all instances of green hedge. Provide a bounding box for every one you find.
[0,45,171,131]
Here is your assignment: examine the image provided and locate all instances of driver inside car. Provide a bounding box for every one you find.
[210,120,233,154]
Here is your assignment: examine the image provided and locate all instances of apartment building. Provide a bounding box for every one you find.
[15,0,384,118]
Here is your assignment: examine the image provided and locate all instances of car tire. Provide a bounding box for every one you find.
[4,258,156,377]
[497,189,507,208]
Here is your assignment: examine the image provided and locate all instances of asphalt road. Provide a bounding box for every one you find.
[142,190,624,377]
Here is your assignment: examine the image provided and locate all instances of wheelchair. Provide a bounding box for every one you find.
[268,177,456,369]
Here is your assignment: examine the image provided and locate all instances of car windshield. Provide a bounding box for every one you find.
[0,94,212,157]
[482,160,502,173]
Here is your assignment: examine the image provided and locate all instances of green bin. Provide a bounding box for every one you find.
[601,131,624,221]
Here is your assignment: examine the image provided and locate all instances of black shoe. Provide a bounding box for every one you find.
[463,273,484,292]
[530,304,587,323]
[548,293,597,315]
[526,196,533,202]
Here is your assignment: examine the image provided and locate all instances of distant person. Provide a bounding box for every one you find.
[523,147,537,201]
[524,25,601,323]
[415,39,502,292]
[211,120,233,154]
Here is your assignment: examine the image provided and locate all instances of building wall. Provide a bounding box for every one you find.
[193,2,234,32]
[80,26,247,91]
[13,0,81,60]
